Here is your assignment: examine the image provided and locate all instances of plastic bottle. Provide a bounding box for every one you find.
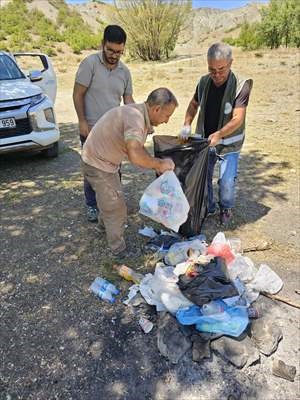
[113,264,144,284]
[94,277,120,295]
[90,281,116,303]
[201,300,226,315]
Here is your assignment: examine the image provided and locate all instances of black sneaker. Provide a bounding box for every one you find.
[86,206,98,223]
[207,209,217,217]
[220,208,233,225]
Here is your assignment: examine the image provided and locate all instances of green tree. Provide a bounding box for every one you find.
[114,0,191,61]
[260,0,282,48]
[282,0,300,47]
[238,22,263,50]
[226,0,300,50]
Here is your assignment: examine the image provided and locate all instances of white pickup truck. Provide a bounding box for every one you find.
[0,52,60,157]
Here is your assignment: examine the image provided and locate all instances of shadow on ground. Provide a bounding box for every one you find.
[0,127,292,399]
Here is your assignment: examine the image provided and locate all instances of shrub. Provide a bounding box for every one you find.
[114,0,191,61]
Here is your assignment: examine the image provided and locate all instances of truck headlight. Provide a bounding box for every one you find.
[29,94,45,107]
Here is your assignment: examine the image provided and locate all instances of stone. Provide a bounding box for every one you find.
[211,336,260,369]
[191,334,211,363]
[250,319,282,355]
[157,313,191,364]
[272,359,297,382]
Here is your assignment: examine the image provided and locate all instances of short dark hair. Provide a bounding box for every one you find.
[103,25,127,44]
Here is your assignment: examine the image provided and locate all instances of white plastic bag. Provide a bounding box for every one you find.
[165,239,207,265]
[248,264,283,294]
[227,255,257,283]
[139,265,193,314]
[139,171,190,232]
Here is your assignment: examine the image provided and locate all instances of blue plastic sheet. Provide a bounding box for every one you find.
[176,300,249,337]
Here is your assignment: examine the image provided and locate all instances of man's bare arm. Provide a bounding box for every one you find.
[184,98,199,126]
[126,139,174,174]
[73,82,90,138]
[123,94,135,104]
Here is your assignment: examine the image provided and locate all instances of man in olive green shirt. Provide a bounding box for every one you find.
[82,88,178,257]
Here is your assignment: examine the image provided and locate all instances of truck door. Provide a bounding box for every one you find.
[13,52,57,103]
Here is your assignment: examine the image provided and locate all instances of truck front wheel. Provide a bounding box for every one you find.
[42,141,59,158]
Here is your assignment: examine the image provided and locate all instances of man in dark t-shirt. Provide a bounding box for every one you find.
[179,42,252,225]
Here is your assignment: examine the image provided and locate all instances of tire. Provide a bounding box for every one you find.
[42,141,59,158]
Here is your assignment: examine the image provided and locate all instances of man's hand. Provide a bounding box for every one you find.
[79,119,90,139]
[156,158,175,175]
[208,131,222,147]
[178,125,191,141]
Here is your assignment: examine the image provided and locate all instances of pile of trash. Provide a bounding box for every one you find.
[90,230,296,381]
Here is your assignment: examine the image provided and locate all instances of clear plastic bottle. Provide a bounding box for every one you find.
[113,264,144,284]
[97,286,116,303]
[90,278,117,303]
[94,277,120,295]
[90,281,116,303]
[201,300,226,315]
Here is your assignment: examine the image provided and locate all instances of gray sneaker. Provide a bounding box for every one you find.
[86,206,98,223]
[219,208,233,225]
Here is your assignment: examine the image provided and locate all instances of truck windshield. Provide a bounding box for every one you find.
[0,54,25,80]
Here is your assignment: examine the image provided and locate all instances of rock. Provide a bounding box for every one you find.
[197,331,223,341]
[272,359,297,382]
[157,313,191,364]
[211,336,260,369]
[191,334,211,363]
[250,319,282,355]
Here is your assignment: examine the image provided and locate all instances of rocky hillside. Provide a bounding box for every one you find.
[27,0,262,42]
[71,1,262,54]
[0,0,263,57]
[178,3,261,53]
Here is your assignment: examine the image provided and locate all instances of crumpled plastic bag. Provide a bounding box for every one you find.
[139,264,193,315]
[139,171,190,232]
[178,257,238,306]
[165,239,207,266]
[247,263,283,294]
[207,232,235,266]
[227,254,258,283]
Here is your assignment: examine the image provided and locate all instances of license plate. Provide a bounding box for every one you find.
[0,118,16,129]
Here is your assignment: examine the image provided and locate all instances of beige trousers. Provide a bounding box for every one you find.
[82,161,127,253]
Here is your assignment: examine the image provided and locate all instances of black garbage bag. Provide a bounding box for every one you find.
[153,135,209,236]
[177,257,238,306]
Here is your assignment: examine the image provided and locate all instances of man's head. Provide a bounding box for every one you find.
[102,25,127,66]
[207,42,233,87]
[146,88,178,127]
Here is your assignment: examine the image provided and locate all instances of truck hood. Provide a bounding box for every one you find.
[0,79,42,101]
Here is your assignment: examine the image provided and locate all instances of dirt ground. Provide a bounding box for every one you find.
[0,47,299,400]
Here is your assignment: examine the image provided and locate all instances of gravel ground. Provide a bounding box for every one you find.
[1,47,299,400]
[0,127,299,399]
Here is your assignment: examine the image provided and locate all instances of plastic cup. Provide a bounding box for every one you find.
[139,317,154,333]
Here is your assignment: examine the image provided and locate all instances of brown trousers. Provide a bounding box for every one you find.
[82,161,127,253]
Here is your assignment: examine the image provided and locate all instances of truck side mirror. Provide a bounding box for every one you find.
[29,70,43,82]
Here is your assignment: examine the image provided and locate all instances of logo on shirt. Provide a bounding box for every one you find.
[224,102,232,114]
